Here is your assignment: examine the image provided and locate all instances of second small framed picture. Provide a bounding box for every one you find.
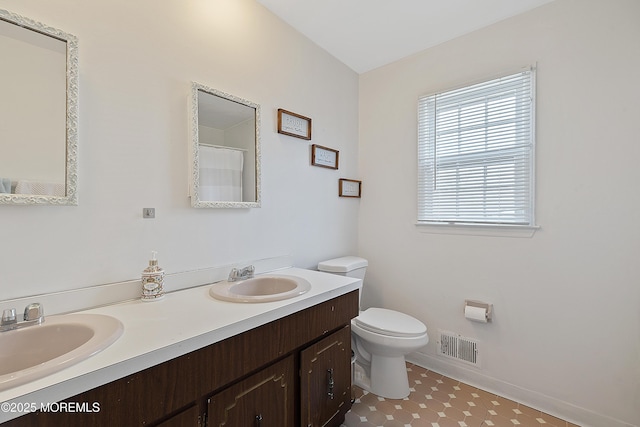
[311,144,339,169]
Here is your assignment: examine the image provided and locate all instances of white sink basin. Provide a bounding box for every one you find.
[209,274,311,303]
[0,313,123,391]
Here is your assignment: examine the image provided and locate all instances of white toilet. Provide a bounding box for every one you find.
[317,256,428,399]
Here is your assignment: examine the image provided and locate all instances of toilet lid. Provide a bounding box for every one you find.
[355,308,427,338]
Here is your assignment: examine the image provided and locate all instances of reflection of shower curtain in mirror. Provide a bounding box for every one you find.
[199,146,244,202]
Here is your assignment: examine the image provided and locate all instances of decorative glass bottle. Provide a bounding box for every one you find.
[141,251,165,301]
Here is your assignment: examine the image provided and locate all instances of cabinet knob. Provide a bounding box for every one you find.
[255,414,263,426]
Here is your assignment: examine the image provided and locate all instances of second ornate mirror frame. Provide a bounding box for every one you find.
[189,82,261,209]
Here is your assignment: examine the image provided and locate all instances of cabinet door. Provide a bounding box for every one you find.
[300,326,351,427]
[207,356,295,427]
[156,404,201,427]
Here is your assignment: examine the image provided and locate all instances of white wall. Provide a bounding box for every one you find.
[358,1,640,426]
[0,0,359,298]
[198,126,225,147]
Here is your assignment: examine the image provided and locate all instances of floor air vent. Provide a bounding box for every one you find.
[437,330,480,366]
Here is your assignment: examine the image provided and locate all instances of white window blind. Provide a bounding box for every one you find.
[417,69,535,226]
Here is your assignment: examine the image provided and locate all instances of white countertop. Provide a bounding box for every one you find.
[0,267,361,423]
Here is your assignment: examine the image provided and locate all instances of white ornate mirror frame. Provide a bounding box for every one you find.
[189,82,261,208]
[0,9,79,206]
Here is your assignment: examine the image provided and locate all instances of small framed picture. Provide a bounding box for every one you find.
[311,144,339,169]
[277,109,312,140]
[339,179,361,198]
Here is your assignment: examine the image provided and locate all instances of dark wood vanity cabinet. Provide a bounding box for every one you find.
[2,290,358,427]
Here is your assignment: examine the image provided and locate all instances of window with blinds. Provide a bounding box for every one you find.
[417,69,535,226]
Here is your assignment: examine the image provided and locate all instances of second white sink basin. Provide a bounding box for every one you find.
[209,274,311,303]
[0,313,123,391]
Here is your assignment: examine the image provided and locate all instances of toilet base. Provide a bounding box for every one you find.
[353,355,410,400]
[353,362,371,391]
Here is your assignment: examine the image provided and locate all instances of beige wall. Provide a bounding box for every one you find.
[358,1,640,425]
[0,0,359,297]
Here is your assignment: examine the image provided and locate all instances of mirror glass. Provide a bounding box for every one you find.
[190,82,261,208]
[0,9,78,205]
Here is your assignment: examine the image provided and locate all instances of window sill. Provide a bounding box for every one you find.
[415,222,539,238]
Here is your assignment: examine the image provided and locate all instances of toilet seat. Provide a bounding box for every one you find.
[355,308,427,338]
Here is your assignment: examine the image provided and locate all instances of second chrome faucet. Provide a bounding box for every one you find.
[227,265,255,282]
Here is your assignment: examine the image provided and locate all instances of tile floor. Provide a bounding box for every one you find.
[342,363,580,427]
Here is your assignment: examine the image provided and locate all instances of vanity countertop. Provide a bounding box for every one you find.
[0,267,360,423]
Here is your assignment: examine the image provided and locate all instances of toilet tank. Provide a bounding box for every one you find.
[318,256,368,280]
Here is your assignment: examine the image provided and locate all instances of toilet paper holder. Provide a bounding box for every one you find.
[464,300,493,322]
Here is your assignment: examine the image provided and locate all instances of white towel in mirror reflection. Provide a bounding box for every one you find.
[198,146,244,202]
[15,180,65,196]
[0,178,11,193]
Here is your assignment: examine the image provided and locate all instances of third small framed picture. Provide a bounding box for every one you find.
[339,179,361,198]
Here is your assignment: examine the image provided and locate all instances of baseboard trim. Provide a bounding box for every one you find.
[407,352,635,427]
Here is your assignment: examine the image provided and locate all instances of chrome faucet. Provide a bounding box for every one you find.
[228,265,255,282]
[1,303,45,332]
